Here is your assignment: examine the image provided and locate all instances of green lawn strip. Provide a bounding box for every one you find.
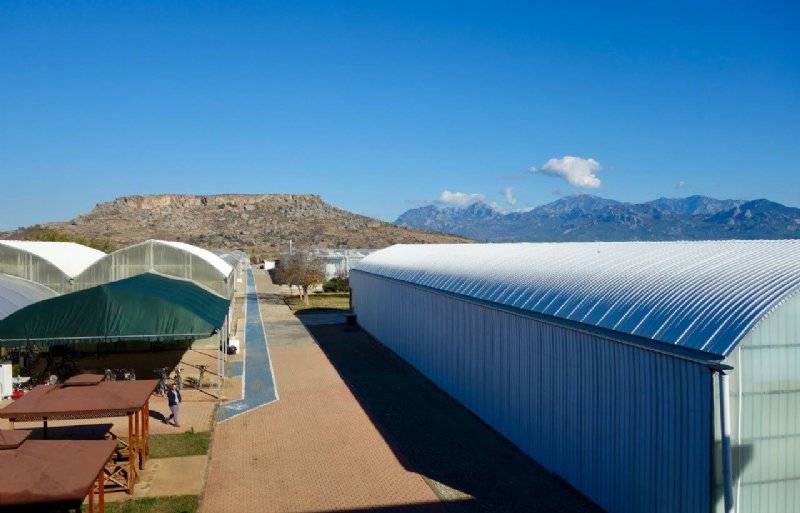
[285,293,350,311]
[82,495,198,513]
[121,431,211,459]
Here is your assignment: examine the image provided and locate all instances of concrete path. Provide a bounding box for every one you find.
[201,270,444,513]
[218,267,278,422]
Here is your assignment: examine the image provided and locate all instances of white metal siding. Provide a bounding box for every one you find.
[352,271,713,513]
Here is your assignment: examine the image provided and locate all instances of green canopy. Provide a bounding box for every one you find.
[0,272,230,346]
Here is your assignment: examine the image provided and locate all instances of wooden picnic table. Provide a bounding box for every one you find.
[0,429,117,513]
[0,376,158,494]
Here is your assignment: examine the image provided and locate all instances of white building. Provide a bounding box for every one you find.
[351,241,800,513]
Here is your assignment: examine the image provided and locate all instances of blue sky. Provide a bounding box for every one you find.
[1,1,798,229]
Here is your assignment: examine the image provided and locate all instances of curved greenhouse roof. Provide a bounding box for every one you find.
[0,275,58,321]
[73,240,235,298]
[0,241,106,292]
[354,240,800,358]
[157,241,233,277]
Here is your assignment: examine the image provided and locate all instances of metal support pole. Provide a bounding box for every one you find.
[718,371,735,513]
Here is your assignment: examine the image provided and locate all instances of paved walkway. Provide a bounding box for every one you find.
[201,270,444,513]
[218,267,278,422]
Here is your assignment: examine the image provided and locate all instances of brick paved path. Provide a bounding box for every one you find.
[201,270,444,513]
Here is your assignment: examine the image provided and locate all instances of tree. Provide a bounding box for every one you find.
[274,251,326,304]
[22,226,118,253]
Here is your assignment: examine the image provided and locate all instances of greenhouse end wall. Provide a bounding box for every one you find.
[714,292,800,513]
[352,270,713,513]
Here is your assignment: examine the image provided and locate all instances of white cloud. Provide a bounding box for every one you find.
[437,190,485,208]
[531,156,602,189]
[676,180,686,189]
[502,186,517,206]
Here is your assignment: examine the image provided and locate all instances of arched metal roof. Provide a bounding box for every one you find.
[0,274,58,320]
[354,241,800,357]
[0,241,106,278]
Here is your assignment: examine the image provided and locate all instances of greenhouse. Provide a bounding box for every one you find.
[0,272,230,346]
[211,249,248,282]
[351,240,800,513]
[0,241,106,293]
[0,239,237,348]
[0,274,58,321]
[71,240,235,298]
[282,248,377,280]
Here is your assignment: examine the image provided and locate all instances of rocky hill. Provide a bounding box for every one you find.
[396,194,800,242]
[2,194,470,258]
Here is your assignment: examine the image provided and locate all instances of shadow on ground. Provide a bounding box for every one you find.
[301,321,602,513]
[75,348,186,383]
[23,423,114,440]
[302,503,458,513]
[149,410,168,423]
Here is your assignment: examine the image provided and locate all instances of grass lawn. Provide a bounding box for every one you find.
[285,293,350,311]
[83,495,198,513]
[122,431,211,459]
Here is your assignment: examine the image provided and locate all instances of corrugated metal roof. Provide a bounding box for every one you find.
[0,241,106,278]
[354,241,800,357]
[0,274,58,320]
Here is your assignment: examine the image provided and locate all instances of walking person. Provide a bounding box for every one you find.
[165,382,182,427]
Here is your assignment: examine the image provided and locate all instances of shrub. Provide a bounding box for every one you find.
[323,276,349,293]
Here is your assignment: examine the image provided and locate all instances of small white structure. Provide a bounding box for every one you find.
[0,361,11,399]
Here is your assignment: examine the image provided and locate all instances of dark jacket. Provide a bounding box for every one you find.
[167,388,182,407]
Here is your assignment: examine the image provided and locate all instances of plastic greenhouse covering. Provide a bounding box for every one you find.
[0,272,230,346]
[70,240,235,298]
[0,241,106,293]
[0,274,58,321]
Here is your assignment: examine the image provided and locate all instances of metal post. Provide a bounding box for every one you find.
[718,371,735,513]
[218,330,223,396]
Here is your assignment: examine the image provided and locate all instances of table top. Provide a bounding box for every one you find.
[0,379,158,421]
[0,438,117,506]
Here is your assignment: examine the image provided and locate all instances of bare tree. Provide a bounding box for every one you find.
[274,251,326,304]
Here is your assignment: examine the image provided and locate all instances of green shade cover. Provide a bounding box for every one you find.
[0,272,230,346]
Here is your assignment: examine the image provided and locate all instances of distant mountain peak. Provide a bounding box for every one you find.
[395,194,800,243]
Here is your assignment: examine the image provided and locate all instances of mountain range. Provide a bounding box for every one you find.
[395,195,800,242]
[1,194,470,258]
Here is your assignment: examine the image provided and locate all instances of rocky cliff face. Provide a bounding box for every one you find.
[4,194,470,258]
